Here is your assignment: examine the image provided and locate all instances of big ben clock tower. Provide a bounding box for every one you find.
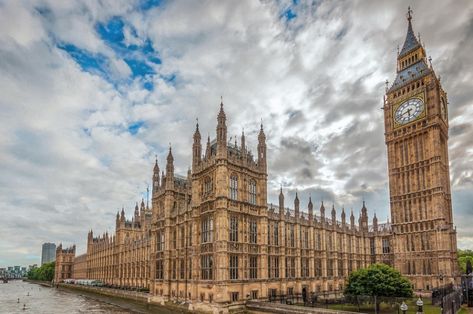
[384,8,458,290]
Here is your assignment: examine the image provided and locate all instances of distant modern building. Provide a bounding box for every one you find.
[2,265,28,278]
[41,242,56,265]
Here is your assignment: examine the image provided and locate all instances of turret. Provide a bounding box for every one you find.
[320,201,325,222]
[308,196,314,221]
[166,145,174,189]
[134,202,139,219]
[153,156,160,193]
[373,212,378,232]
[216,99,227,159]
[341,207,346,226]
[192,120,202,169]
[360,201,368,232]
[294,192,300,218]
[240,130,246,158]
[331,204,336,224]
[279,187,285,219]
[115,211,120,229]
[350,209,355,229]
[205,136,211,159]
[140,198,145,217]
[257,122,267,170]
[120,207,125,221]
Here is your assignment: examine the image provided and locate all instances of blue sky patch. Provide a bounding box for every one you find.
[128,121,145,135]
[282,8,297,21]
[143,81,154,91]
[124,58,155,78]
[138,0,164,11]
[57,43,108,77]
[96,17,125,46]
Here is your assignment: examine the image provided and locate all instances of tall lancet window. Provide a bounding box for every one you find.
[249,180,257,205]
[230,175,238,200]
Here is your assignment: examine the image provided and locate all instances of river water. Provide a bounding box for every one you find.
[0,281,182,314]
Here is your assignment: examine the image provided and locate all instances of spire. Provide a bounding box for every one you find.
[258,121,267,170]
[240,129,246,157]
[331,204,336,222]
[135,202,139,213]
[258,120,266,141]
[153,155,159,172]
[278,187,285,217]
[193,118,201,141]
[167,144,174,164]
[350,209,355,228]
[320,201,325,218]
[341,207,346,225]
[308,196,314,220]
[294,191,300,217]
[193,119,202,168]
[153,155,160,193]
[399,7,421,57]
[166,145,174,172]
[361,200,367,216]
[216,97,227,158]
[205,135,211,158]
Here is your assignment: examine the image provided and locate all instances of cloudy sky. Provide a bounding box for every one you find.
[0,0,472,267]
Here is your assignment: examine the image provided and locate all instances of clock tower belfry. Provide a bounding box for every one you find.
[384,8,458,290]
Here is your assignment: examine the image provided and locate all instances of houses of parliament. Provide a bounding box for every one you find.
[55,9,459,311]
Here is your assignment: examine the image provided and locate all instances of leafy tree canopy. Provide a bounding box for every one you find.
[27,262,55,282]
[458,249,473,274]
[345,263,413,297]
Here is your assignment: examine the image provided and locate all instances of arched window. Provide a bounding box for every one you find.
[204,176,213,195]
[229,175,238,200]
[249,180,257,205]
[201,215,213,243]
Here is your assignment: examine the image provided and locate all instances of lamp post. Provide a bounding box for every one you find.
[416,297,424,314]
[400,301,408,314]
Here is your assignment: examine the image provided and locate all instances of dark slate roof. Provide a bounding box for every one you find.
[399,20,420,57]
[388,60,430,92]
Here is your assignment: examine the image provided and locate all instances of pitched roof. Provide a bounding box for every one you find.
[388,59,431,92]
[399,14,421,57]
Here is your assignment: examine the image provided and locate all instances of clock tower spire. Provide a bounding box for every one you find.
[384,7,458,291]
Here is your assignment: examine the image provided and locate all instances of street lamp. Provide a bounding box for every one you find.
[400,301,408,314]
[416,297,424,314]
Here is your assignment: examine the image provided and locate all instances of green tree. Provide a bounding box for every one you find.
[345,263,413,310]
[458,249,473,274]
[27,262,55,281]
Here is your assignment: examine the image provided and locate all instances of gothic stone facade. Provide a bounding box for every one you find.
[55,9,458,310]
[54,244,75,283]
[384,9,458,290]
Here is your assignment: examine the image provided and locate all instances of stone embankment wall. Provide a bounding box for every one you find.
[59,283,149,303]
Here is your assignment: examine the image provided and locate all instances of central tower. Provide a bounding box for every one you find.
[384,8,458,290]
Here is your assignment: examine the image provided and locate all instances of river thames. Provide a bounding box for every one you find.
[0,281,182,313]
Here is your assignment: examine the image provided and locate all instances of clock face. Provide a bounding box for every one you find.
[395,98,424,125]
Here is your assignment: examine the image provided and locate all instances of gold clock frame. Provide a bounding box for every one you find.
[392,91,426,129]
